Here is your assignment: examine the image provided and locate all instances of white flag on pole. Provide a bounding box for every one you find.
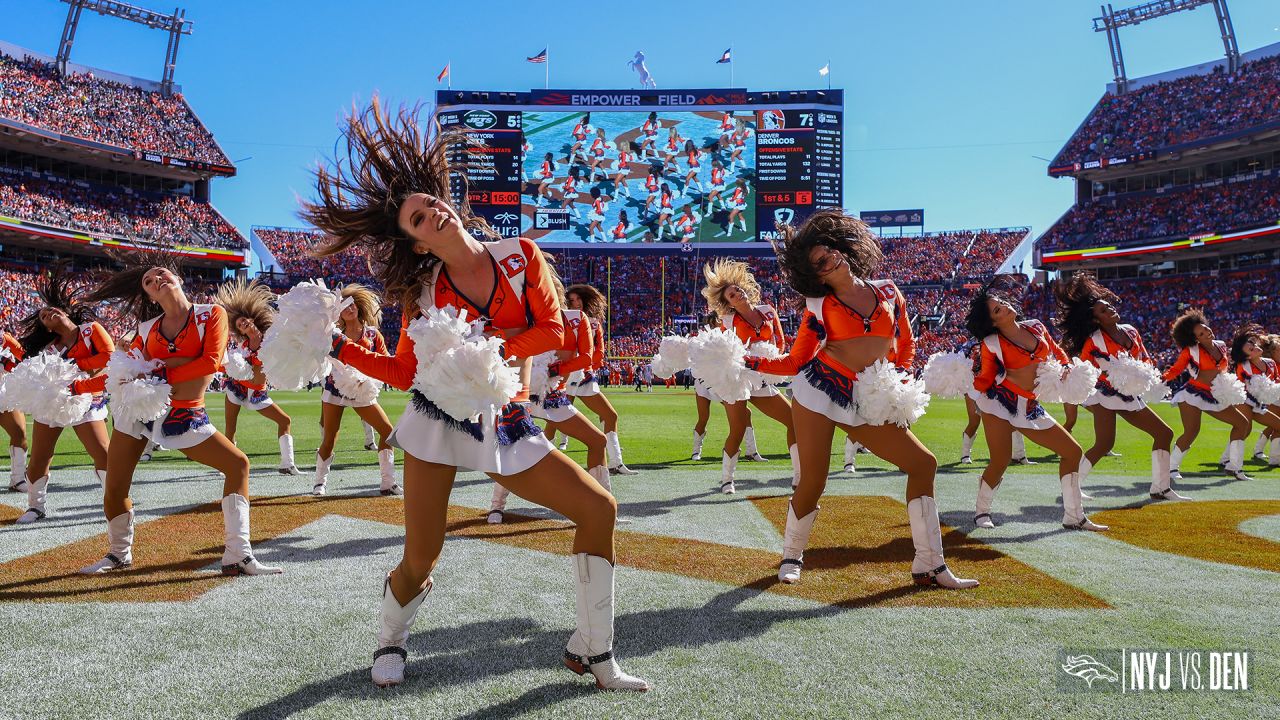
[818,62,830,76]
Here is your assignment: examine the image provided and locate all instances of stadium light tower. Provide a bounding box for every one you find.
[1093,0,1240,94]
[55,0,193,95]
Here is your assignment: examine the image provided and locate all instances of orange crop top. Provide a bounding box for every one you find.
[1237,357,1277,383]
[973,320,1069,395]
[1,331,22,372]
[1079,324,1151,367]
[749,280,912,377]
[336,237,564,402]
[723,304,785,351]
[132,304,229,389]
[586,317,605,371]
[552,309,594,378]
[1163,340,1228,382]
[58,322,114,396]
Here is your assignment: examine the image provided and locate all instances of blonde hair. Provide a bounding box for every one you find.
[213,278,275,339]
[700,258,760,316]
[340,283,383,328]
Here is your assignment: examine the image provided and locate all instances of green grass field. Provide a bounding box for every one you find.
[1,389,1277,719]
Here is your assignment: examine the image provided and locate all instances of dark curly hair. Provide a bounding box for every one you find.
[1230,323,1265,366]
[964,276,1023,340]
[566,283,606,321]
[1053,272,1119,357]
[1170,309,1207,349]
[772,208,882,297]
[301,96,496,310]
[18,263,98,356]
[84,250,186,323]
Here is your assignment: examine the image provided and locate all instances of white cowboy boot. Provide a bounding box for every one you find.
[1148,449,1190,501]
[788,443,801,490]
[1254,434,1268,460]
[564,553,649,691]
[1061,473,1107,531]
[7,445,26,492]
[79,510,134,573]
[372,575,432,688]
[843,438,856,473]
[974,477,999,529]
[720,452,737,494]
[378,449,402,496]
[1169,445,1186,480]
[488,482,510,524]
[691,430,705,460]
[1225,440,1252,481]
[220,494,283,576]
[362,421,377,450]
[1270,437,1280,467]
[908,496,978,589]
[742,427,765,462]
[16,474,49,524]
[1012,433,1035,464]
[313,451,333,496]
[605,431,638,476]
[1077,457,1095,501]
[278,434,300,475]
[589,465,612,494]
[960,432,975,464]
[778,503,818,583]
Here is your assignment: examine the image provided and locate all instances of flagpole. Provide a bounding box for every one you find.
[729,44,734,87]
[827,57,831,90]
[448,59,452,89]
[546,44,550,89]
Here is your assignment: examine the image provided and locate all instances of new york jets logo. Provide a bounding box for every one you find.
[463,110,498,130]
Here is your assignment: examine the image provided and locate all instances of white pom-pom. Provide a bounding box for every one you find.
[650,336,691,379]
[1059,358,1101,405]
[528,351,558,398]
[328,360,381,405]
[567,369,585,385]
[1211,373,1247,407]
[222,347,255,382]
[406,305,477,360]
[745,342,789,386]
[688,328,753,403]
[260,280,351,390]
[105,349,171,425]
[1248,373,1280,406]
[855,359,930,428]
[1098,352,1162,398]
[922,351,973,398]
[1034,361,1067,403]
[1142,380,1171,404]
[2,353,92,425]
[0,375,13,412]
[407,304,520,421]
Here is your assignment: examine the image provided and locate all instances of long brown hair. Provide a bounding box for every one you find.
[339,283,384,328]
[85,250,187,323]
[566,283,606,320]
[301,97,496,309]
[1053,272,1119,357]
[214,278,275,339]
[18,264,98,356]
[774,208,883,298]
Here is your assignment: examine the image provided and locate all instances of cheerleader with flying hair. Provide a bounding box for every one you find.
[1163,309,1254,482]
[569,112,593,166]
[1054,272,1184,501]
[303,99,647,691]
[12,269,112,524]
[564,283,637,474]
[1229,324,1280,466]
[642,166,661,217]
[745,209,978,588]
[213,278,300,476]
[315,283,399,497]
[965,276,1104,532]
[1,329,28,493]
[80,252,281,577]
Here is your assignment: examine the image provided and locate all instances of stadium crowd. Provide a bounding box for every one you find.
[0,172,245,249]
[1039,174,1280,251]
[1053,52,1280,166]
[255,227,371,284]
[0,50,230,165]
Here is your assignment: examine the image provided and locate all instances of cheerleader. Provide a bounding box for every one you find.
[303,101,647,691]
[315,284,399,497]
[681,140,705,197]
[744,209,977,588]
[638,111,661,160]
[661,126,683,174]
[610,211,631,242]
[959,342,982,464]
[519,137,532,184]
[611,143,634,198]
[13,272,112,524]
[965,278,1103,532]
[534,152,556,207]
[561,167,581,219]
[717,110,735,147]
[1229,325,1280,464]
[1,329,27,492]
[654,184,674,239]
[1054,273,1183,501]
[642,167,661,217]
[80,254,281,577]
[723,179,748,236]
[1164,310,1254,482]
[491,272,609,523]
[726,120,751,171]
[675,205,700,245]
[586,188,608,242]
[569,112,592,166]
[706,161,727,212]
[1256,334,1280,464]
[703,259,801,492]
[565,283,637,475]
[587,128,611,182]
[213,278,299,476]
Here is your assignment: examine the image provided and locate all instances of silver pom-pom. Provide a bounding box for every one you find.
[1248,373,1280,406]
[407,305,521,422]
[688,328,754,403]
[855,359,930,428]
[3,353,92,426]
[106,349,171,425]
[222,347,255,382]
[1097,352,1162,399]
[328,360,381,405]
[650,335,692,379]
[260,280,352,390]
[1211,373,1247,407]
[922,351,973,399]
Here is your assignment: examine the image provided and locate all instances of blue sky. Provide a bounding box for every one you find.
[8,0,1279,264]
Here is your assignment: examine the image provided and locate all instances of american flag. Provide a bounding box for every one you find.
[527,48,548,64]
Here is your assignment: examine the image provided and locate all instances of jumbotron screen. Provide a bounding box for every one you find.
[436,88,843,246]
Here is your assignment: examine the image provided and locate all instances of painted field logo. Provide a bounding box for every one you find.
[1059,649,1251,692]
[1061,655,1119,689]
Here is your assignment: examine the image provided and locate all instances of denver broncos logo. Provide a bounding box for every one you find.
[499,253,526,277]
[1060,655,1119,688]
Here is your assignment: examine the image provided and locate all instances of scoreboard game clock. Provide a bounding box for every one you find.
[436,88,843,247]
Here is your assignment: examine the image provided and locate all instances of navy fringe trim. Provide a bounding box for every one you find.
[494,403,543,446]
[805,314,826,341]
[89,394,109,411]
[1095,379,1135,403]
[985,383,1020,416]
[410,390,485,442]
[160,407,211,438]
[800,358,853,408]
[1184,382,1216,406]
[542,390,573,409]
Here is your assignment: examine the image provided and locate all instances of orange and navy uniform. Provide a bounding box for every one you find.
[134,304,228,414]
[729,186,745,208]
[973,319,1069,400]
[561,176,577,196]
[539,160,555,180]
[63,322,115,397]
[591,197,606,216]
[545,310,593,401]
[590,137,607,158]
[616,151,632,172]
[686,148,702,169]
[1163,341,1228,384]
[611,221,628,240]
[748,280,913,380]
[1,331,23,372]
[724,305,785,353]
[711,167,725,188]
[1237,357,1277,408]
[1079,324,1152,399]
[586,317,605,374]
[644,175,659,194]
[572,120,590,142]
[335,238,563,406]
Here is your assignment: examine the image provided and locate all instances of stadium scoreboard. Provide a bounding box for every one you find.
[436,88,843,246]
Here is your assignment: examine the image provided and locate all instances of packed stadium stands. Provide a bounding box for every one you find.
[0,50,230,165]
